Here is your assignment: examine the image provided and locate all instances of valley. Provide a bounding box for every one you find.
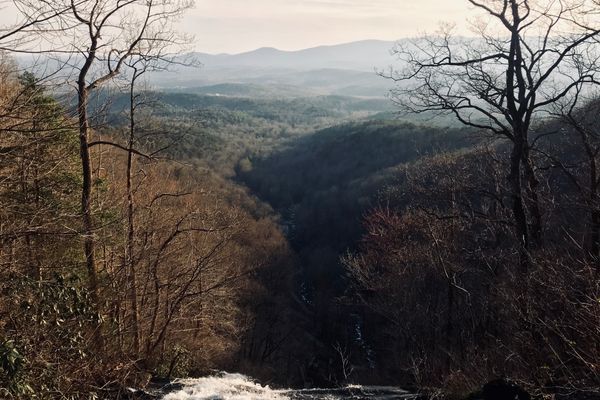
[2,1,600,395]
[104,78,479,387]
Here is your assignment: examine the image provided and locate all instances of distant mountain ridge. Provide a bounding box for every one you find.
[192,40,398,72]
[152,40,400,97]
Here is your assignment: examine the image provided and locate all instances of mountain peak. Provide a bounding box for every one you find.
[194,40,399,72]
[244,46,285,55]
[255,46,280,52]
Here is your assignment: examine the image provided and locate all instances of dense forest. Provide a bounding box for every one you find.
[1,0,600,399]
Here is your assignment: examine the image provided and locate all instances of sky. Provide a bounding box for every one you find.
[0,0,478,54]
[183,0,477,54]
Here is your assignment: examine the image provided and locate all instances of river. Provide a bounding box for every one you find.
[148,372,416,400]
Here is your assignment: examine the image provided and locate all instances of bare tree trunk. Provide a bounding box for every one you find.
[127,70,141,358]
[77,72,102,347]
[523,144,542,246]
[504,5,537,268]
[509,138,530,271]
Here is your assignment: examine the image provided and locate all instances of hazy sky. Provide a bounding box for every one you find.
[185,0,477,54]
[0,0,478,54]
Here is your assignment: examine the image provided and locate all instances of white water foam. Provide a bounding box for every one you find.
[160,372,413,400]
[162,372,288,400]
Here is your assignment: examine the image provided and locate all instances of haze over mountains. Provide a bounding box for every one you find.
[153,40,399,97]
[195,40,397,71]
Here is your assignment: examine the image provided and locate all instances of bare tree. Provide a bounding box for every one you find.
[13,0,194,336]
[124,59,148,359]
[333,343,354,382]
[122,49,196,357]
[386,0,600,269]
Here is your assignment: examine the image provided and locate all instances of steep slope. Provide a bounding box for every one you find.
[239,120,475,280]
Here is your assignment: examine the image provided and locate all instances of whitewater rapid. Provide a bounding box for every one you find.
[159,372,416,400]
[162,373,285,400]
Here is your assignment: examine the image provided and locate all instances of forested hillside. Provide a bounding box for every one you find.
[0,58,313,396]
[100,91,394,175]
[345,122,600,391]
[239,121,475,304]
